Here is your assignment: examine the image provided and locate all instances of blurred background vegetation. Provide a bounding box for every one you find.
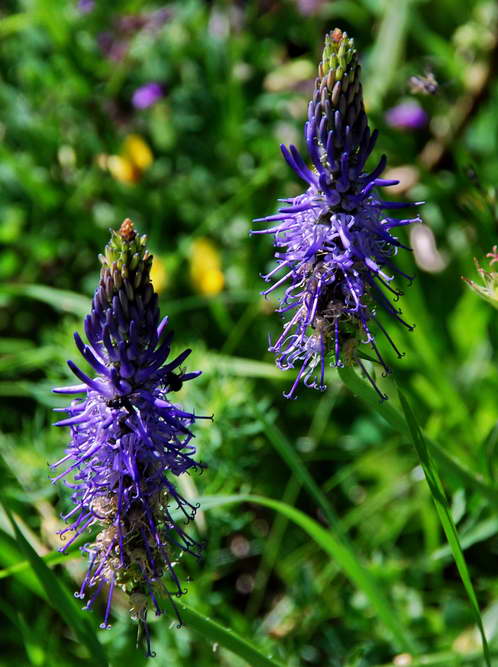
[1,0,498,665]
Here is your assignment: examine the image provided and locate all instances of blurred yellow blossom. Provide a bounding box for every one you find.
[190,238,225,296]
[150,255,168,293]
[106,155,138,184]
[101,134,153,184]
[123,134,153,170]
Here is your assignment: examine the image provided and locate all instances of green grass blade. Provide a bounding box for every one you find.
[363,0,412,110]
[375,647,498,667]
[4,506,108,667]
[253,407,418,651]
[200,494,416,653]
[399,391,491,667]
[169,601,284,667]
[0,523,281,667]
[205,354,284,380]
[0,528,44,596]
[0,547,80,579]
[0,283,90,316]
[254,406,340,528]
[431,516,498,562]
[338,367,498,504]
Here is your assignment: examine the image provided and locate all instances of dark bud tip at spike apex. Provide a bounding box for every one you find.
[51,220,208,656]
[252,28,422,399]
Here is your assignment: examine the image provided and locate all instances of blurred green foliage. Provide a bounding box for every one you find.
[2,0,498,665]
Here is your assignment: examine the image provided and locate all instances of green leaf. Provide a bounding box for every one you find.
[205,354,284,380]
[431,516,498,562]
[3,505,108,667]
[200,494,417,653]
[0,528,43,597]
[254,407,340,528]
[0,283,90,316]
[252,407,416,651]
[338,367,498,505]
[399,391,491,667]
[363,0,412,110]
[0,12,31,38]
[0,531,283,667]
[0,547,80,580]
[168,601,284,667]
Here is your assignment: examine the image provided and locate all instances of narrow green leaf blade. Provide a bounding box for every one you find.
[201,494,416,653]
[4,506,108,666]
[338,367,498,504]
[363,0,412,110]
[170,601,284,667]
[255,407,339,528]
[254,407,416,652]
[0,283,90,316]
[399,391,491,667]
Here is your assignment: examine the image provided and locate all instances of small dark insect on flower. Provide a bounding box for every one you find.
[252,29,422,399]
[51,219,210,656]
[165,369,185,392]
[408,69,439,95]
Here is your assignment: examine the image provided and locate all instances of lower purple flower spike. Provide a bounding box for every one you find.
[252,29,422,398]
[51,219,210,656]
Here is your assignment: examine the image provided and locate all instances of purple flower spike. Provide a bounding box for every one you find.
[385,101,428,130]
[51,219,209,656]
[252,29,422,399]
[132,83,164,109]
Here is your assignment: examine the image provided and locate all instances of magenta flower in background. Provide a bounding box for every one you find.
[132,83,164,110]
[385,101,428,130]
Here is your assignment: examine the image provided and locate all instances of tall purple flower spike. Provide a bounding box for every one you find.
[252,28,422,399]
[51,219,209,656]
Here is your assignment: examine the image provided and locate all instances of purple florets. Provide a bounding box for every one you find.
[132,83,164,110]
[77,0,94,14]
[385,101,428,130]
[51,219,208,656]
[252,29,422,399]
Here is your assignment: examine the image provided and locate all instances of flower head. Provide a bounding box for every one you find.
[51,219,208,656]
[252,29,422,398]
[463,245,498,308]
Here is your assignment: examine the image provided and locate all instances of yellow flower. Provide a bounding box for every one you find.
[107,155,138,184]
[123,134,153,171]
[190,238,225,296]
[150,255,168,294]
[104,134,153,185]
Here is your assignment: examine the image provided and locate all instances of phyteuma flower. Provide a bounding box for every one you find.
[251,28,422,399]
[463,245,498,309]
[51,219,209,656]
